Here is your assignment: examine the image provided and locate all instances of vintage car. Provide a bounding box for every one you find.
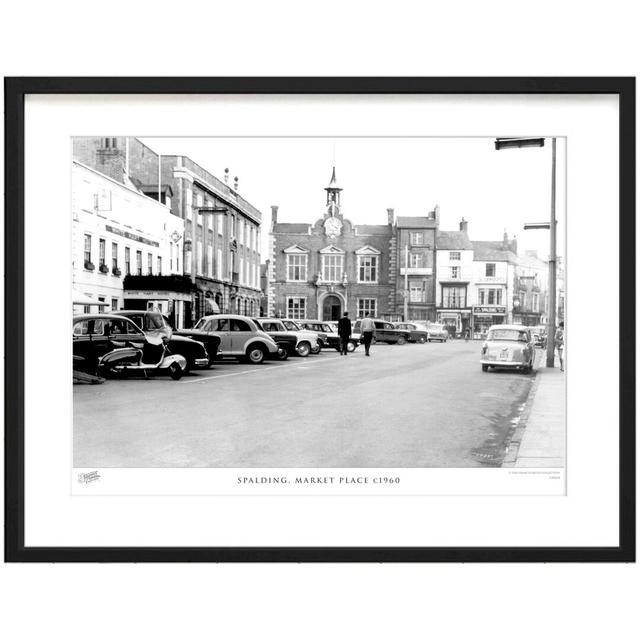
[352,320,410,345]
[425,323,448,342]
[114,310,213,369]
[73,313,202,375]
[262,318,320,356]
[298,320,341,350]
[393,322,429,344]
[530,325,548,348]
[480,324,535,373]
[175,314,279,364]
[251,318,298,360]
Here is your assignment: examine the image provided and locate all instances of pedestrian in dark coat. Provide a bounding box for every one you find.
[337,311,352,355]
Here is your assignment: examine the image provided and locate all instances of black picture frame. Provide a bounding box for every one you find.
[4,77,635,563]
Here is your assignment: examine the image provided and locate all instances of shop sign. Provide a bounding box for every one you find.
[105,225,160,248]
[473,305,506,314]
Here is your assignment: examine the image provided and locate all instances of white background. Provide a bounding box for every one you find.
[1,2,638,639]
[27,95,599,547]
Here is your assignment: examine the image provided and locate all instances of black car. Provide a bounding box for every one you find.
[298,320,341,350]
[393,322,429,343]
[114,310,213,369]
[252,318,298,359]
[73,314,150,375]
[353,320,410,345]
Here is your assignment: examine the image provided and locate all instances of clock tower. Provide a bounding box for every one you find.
[323,166,343,239]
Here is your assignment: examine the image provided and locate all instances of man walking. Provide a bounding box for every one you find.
[360,312,376,356]
[337,311,352,356]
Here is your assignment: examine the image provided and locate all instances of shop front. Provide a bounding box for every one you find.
[436,309,472,337]
[471,305,507,339]
[123,274,196,329]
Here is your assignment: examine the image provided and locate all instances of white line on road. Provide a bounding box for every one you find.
[179,354,348,384]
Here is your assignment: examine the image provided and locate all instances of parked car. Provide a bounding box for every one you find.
[393,322,429,344]
[480,324,534,373]
[352,320,410,345]
[261,318,320,356]
[73,314,155,375]
[425,323,448,342]
[114,310,212,370]
[530,325,548,348]
[175,314,279,364]
[297,320,340,350]
[252,318,298,360]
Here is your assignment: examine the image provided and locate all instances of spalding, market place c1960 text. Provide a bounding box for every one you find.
[237,475,401,485]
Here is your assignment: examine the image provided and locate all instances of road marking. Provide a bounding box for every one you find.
[179,354,346,384]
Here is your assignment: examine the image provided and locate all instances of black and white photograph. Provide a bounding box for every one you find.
[72,135,566,476]
[6,77,632,562]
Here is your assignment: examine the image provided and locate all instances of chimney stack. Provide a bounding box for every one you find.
[387,208,395,225]
[433,204,440,227]
[459,217,468,233]
[271,205,279,224]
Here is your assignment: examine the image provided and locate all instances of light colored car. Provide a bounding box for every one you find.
[425,323,448,342]
[179,314,279,364]
[480,324,534,373]
[530,325,548,348]
[280,319,322,355]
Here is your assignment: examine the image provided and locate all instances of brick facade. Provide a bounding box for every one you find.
[270,169,439,322]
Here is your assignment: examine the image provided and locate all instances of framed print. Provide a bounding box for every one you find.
[4,77,635,562]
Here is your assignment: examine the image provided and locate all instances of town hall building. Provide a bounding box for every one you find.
[268,168,438,322]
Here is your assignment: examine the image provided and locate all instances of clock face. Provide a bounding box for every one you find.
[324,217,342,237]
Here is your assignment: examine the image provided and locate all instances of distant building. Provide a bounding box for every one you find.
[73,137,263,326]
[470,233,518,336]
[394,211,438,322]
[512,250,549,326]
[435,218,474,335]
[268,168,439,321]
[72,160,185,322]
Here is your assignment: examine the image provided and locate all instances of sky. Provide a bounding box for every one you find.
[140,137,566,262]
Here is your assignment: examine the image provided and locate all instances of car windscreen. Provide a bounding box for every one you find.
[488,329,529,342]
[283,320,300,330]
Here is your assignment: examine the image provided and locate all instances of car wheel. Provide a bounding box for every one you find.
[481,364,489,372]
[346,340,356,353]
[396,336,406,345]
[276,347,289,361]
[169,362,183,380]
[311,343,321,355]
[246,345,266,364]
[417,336,427,344]
[297,342,311,357]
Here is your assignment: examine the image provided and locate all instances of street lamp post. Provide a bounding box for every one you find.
[495,137,558,368]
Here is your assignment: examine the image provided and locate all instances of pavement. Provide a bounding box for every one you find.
[502,353,565,467]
